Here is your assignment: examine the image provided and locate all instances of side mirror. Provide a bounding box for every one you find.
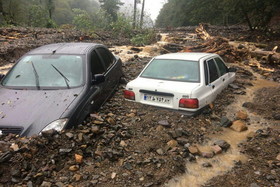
[228,67,237,72]
[92,74,105,84]
[0,74,4,81]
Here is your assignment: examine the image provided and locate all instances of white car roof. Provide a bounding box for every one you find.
[154,52,217,61]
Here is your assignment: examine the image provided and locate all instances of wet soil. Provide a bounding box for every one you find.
[0,26,280,187]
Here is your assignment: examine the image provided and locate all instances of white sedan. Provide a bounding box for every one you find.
[124,52,236,115]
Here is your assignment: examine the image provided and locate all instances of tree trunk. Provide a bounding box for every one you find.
[140,0,145,28]
[133,0,137,29]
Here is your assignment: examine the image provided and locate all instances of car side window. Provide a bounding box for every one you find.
[207,59,219,83]
[90,50,105,75]
[214,57,228,76]
[96,48,115,70]
[204,61,209,85]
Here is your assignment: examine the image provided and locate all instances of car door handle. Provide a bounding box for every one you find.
[212,85,215,89]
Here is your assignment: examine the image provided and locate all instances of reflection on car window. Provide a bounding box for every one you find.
[214,57,228,76]
[91,51,105,75]
[2,55,84,89]
[207,59,219,83]
[96,48,114,69]
[141,59,199,82]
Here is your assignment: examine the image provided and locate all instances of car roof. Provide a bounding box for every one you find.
[27,43,104,55]
[154,52,217,61]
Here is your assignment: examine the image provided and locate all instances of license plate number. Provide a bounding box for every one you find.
[144,94,171,104]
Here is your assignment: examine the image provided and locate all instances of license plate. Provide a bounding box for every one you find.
[143,94,171,104]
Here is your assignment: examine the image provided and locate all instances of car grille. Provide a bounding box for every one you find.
[0,126,23,135]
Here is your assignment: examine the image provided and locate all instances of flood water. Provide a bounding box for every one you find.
[165,66,279,187]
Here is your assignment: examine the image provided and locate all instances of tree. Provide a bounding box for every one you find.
[99,0,123,21]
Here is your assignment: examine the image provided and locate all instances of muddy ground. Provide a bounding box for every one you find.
[0,26,279,187]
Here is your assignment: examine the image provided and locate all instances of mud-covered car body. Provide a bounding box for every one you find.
[124,53,235,115]
[0,43,123,136]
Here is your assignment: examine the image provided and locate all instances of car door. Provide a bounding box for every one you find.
[214,57,229,89]
[95,47,118,98]
[206,58,223,101]
[87,49,107,111]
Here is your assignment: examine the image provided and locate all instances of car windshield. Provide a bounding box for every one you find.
[140,59,200,82]
[2,55,84,89]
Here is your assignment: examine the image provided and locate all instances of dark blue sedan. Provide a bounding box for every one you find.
[0,43,123,137]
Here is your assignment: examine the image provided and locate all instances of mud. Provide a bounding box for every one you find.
[0,26,279,187]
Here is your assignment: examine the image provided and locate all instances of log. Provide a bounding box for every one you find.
[251,50,280,64]
[195,23,212,40]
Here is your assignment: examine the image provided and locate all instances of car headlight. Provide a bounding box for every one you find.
[41,118,69,133]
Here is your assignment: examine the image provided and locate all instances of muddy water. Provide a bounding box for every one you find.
[166,69,279,187]
[0,63,13,75]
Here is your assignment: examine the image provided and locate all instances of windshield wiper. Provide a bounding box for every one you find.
[51,64,70,89]
[30,61,40,90]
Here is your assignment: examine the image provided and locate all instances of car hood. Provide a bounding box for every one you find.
[0,87,84,136]
[127,77,200,94]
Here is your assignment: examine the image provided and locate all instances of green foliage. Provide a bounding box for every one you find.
[131,30,157,46]
[110,14,133,37]
[156,0,280,31]
[28,4,48,27]
[72,8,93,31]
[99,0,123,21]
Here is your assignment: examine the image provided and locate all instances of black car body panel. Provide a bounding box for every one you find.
[0,43,123,136]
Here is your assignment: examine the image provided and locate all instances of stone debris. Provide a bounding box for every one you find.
[230,120,248,132]
[236,110,248,120]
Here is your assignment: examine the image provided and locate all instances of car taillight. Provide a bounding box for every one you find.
[124,90,135,100]
[179,98,199,108]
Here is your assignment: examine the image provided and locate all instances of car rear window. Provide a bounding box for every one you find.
[140,59,200,82]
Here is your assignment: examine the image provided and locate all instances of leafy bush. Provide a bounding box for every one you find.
[72,8,93,31]
[130,30,157,46]
[110,14,133,37]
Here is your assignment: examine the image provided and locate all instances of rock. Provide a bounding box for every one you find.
[167,140,178,148]
[174,128,183,137]
[229,84,240,89]
[111,172,117,179]
[27,181,33,187]
[127,113,136,118]
[156,148,164,155]
[236,110,248,120]
[90,113,104,121]
[176,137,189,145]
[247,131,255,139]
[220,116,232,127]
[123,162,132,170]
[10,143,19,152]
[107,117,116,125]
[242,102,254,108]
[40,181,52,187]
[93,120,103,125]
[0,141,11,152]
[158,120,171,127]
[65,132,74,139]
[73,174,82,181]
[59,149,72,153]
[55,182,64,187]
[213,140,230,151]
[188,146,199,155]
[201,152,214,158]
[120,140,127,147]
[276,154,280,161]
[272,113,280,120]
[91,126,100,134]
[202,162,212,167]
[266,175,276,180]
[250,183,260,187]
[75,154,83,164]
[69,165,79,172]
[230,120,248,132]
[212,145,222,154]
[156,125,164,131]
